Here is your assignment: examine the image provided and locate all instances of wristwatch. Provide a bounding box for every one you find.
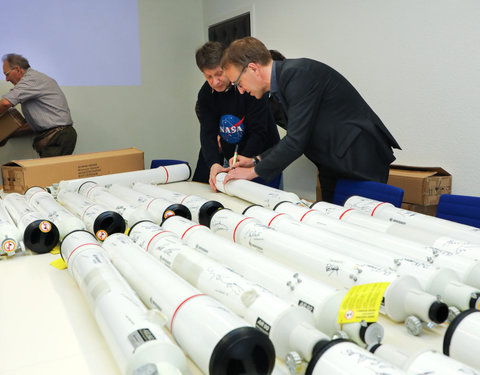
[252,156,260,166]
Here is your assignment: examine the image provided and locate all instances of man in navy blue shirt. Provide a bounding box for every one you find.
[193,41,279,191]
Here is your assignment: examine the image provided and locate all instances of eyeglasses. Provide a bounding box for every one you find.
[232,64,249,89]
[4,67,16,77]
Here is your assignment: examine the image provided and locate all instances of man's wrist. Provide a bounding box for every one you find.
[252,156,260,166]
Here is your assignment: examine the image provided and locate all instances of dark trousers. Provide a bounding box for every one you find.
[36,126,77,158]
[192,148,209,183]
[317,167,339,203]
[317,131,392,203]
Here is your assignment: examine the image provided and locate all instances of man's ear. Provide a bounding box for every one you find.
[248,62,260,75]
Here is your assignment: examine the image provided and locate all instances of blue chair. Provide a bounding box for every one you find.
[333,179,404,207]
[436,194,480,228]
[150,159,189,168]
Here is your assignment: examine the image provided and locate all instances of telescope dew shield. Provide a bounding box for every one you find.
[102,234,276,375]
[443,309,480,369]
[215,172,301,209]
[3,193,60,253]
[58,163,191,192]
[372,342,480,374]
[131,182,223,226]
[306,339,406,375]
[60,230,189,375]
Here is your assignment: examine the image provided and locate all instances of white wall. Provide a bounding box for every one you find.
[203,0,480,200]
[0,0,205,173]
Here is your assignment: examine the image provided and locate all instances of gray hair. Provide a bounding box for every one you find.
[2,54,30,69]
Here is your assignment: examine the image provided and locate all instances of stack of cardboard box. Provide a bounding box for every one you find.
[387,165,452,216]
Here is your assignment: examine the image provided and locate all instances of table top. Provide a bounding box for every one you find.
[0,181,447,375]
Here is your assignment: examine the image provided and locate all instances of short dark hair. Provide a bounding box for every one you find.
[269,49,285,61]
[2,54,30,69]
[195,41,226,72]
[221,37,272,69]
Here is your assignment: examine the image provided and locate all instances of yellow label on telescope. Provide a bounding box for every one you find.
[50,258,67,270]
[337,282,390,324]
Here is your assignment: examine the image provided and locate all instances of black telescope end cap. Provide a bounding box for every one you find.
[24,220,60,254]
[209,326,275,375]
[199,200,224,228]
[429,301,449,324]
[93,211,126,238]
[443,308,478,356]
[161,204,192,224]
[306,339,348,375]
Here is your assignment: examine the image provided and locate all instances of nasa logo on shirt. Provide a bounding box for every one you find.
[219,114,245,144]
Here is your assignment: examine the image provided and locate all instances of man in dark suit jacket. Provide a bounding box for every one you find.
[221,37,400,202]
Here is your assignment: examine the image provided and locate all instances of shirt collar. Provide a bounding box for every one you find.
[269,61,278,97]
[211,83,233,94]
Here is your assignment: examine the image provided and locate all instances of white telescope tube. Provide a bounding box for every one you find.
[371,343,480,374]
[160,215,384,346]
[57,190,126,241]
[443,309,480,370]
[215,172,302,209]
[132,182,224,226]
[306,339,406,375]
[0,199,23,256]
[160,216,382,347]
[58,163,191,192]
[102,233,276,375]
[77,182,155,228]
[244,205,480,312]
[128,221,328,363]
[344,196,480,245]
[60,230,188,375]
[3,193,60,253]
[24,186,86,240]
[107,183,191,224]
[209,209,449,331]
[277,201,480,291]
[330,198,480,274]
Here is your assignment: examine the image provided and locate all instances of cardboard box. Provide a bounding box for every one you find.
[0,108,26,142]
[2,148,144,193]
[401,202,438,217]
[387,165,451,206]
